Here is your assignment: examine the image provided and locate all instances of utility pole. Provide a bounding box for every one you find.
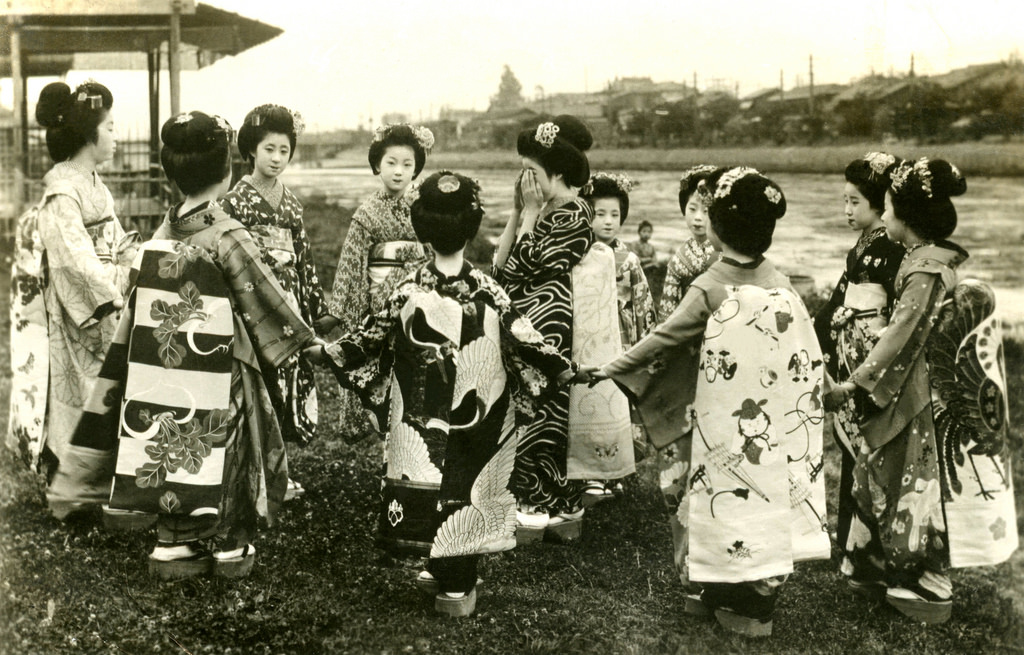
[808,54,815,116]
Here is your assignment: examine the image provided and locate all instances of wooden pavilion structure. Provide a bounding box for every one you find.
[0,0,282,232]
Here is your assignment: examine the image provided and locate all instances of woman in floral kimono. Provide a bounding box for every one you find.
[320,124,433,440]
[493,115,615,542]
[828,158,1016,624]
[813,152,905,579]
[221,104,326,457]
[658,165,722,318]
[310,172,579,616]
[579,172,656,501]
[49,112,318,579]
[8,80,139,478]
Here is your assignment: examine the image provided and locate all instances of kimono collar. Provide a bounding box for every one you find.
[426,259,472,283]
[904,240,969,269]
[720,254,765,269]
[168,201,228,234]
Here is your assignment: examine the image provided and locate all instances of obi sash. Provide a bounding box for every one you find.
[368,240,423,293]
[567,242,635,479]
[108,240,234,517]
[250,224,296,268]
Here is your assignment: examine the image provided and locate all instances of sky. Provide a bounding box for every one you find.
[3,0,1023,133]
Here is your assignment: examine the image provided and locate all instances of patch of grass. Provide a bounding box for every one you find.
[1,202,1022,655]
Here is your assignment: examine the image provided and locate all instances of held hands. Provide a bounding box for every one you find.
[302,339,328,365]
[314,314,341,336]
[569,365,610,387]
[823,381,858,412]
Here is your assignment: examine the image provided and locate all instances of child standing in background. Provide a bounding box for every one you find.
[580,172,657,500]
[319,124,433,440]
[628,220,658,277]
[813,152,905,579]
[309,172,580,616]
[659,165,722,319]
[593,168,829,637]
[221,106,325,503]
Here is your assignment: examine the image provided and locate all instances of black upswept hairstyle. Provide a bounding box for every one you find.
[580,174,633,224]
[35,80,114,162]
[516,114,593,188]
[845,152,901,213]
[368,124,430,178]
[678,164,722,214]
[237,104,301,166]
[410,171,484,256]
[708,167,786,258]
[888,158,966,242]
[160,111,234,195]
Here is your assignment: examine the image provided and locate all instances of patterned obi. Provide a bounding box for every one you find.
[251,224,296,268]
[842,282,888,332]
[368,240,424,293]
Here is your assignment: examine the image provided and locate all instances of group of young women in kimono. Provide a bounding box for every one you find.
[8,78,1016,636]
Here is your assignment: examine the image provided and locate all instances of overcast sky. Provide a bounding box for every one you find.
[3,0,1022,132]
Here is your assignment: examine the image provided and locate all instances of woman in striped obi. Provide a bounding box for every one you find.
[220,105,326,456]
[320,124,433,441]
[48,111,319,580]
[309,172,579,616]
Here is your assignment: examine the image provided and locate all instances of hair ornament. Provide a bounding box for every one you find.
[891,158,935,198]
[764,185,782,204]
[694,179,713,204]
[291,109,306,137]
[413,125,434,152]
[405,180,421,205]
[865,151,896,177]
[913,158,933,197]
[175,112,194,124]
[679,164,719,190]
[713,166,759,200]
[534,122,560,148]
[582,171,638,196]
[437,174,461,194]
[74,79,104,109]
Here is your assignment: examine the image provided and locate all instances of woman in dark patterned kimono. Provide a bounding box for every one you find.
[827,158,1016,624]
[813,152,905,581]
[658,165,722,319]
[8,80,139,480]
[221,105,325,452]
[309,172,579,616]
[221,105,325,501]
[493,115,597,541]
[49,112,319,579]
[319,124,433,440]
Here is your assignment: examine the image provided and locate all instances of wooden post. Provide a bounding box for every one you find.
[169,0,182,117]
[10,17,26,209]
[147,47,161,198]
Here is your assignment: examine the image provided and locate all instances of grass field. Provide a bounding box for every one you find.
[1,193,1022,654]
[317,141,1024,177]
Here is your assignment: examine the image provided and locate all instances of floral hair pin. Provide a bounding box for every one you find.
[175,112,194,124]
[713,166,759,200]
[865,152,896,177]
[889,161,912,194]
[764,185,783,204]
[912,158,933,197]
[413,125,434,152]
[406,180,421,205]
[437,174,461,194]
[679,164,719,191]
[535,122,559,148]
[583,172,639,195]
[291,109,306,137]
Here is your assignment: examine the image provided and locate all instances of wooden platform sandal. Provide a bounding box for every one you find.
[213,544,256,579]
[148,543,213,580]
[434,587,477,618]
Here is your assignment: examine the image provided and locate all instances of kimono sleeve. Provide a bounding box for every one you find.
[604,285,711,448]
[848,270,945,408]
[499,205,592,286]
[624,251,657,337]
[36,193,121,327]
[218,228,316,368]
[328,209,372,328]
[293,214,327,324]
[501,308,576,395]
[813,271,848,377]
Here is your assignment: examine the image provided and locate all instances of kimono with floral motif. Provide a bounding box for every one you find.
[659,238,717,319]
[48,203,314,548]
[845,242,1016,584]
[221,176,326,444]
[323,261,573,588]
[611,239,657,349]
[812,226,903,560]
[328,189,427,437]
[7,163,138,473]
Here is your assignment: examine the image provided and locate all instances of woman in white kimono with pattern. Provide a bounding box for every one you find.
[8,80,138,479]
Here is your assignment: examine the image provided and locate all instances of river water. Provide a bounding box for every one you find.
[282,166,1024,323]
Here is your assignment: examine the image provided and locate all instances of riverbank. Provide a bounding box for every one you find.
[314,141,1024,177]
